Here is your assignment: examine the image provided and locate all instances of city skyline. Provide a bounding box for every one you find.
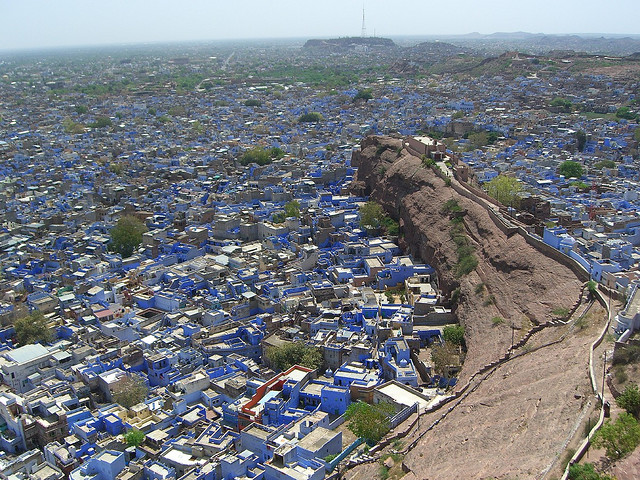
[1,0,639,52]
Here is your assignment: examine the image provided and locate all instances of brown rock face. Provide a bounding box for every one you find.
[348,135,594,479]
[352,135,583,376]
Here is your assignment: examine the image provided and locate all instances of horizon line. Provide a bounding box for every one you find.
[2,31,640,55]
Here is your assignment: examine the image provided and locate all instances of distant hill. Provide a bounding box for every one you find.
[446,32,640,56]
[410,41,469,56]
[304,37,396,50]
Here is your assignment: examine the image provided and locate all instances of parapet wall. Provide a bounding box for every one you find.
[450,176,590,283]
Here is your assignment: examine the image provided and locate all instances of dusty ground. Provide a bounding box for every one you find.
[344,304,606,480]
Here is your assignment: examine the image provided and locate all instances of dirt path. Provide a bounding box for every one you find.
[343,301,608,480]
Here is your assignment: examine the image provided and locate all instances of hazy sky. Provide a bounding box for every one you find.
[1,0,638,51]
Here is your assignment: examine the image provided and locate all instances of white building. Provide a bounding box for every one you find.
[0,344,55,393]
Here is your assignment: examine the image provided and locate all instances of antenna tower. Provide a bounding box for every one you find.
[361,6,367,38]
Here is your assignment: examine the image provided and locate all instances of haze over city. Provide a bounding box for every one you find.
[1,0,639,51]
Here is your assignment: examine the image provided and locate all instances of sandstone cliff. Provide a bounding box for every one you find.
[347,136,600,479]
[351,135,584,376]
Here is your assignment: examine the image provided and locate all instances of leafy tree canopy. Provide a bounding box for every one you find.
[284,200,301,218]
[124,428,145,447]
[14,311,52,346]
[551,97,573,112]
[62,117,85,134]
[359,201,398,236]
[240,147,285,166]
[168,105,187,117]
[616,106,638,121]
[430,342,459,377]
[113,375,148,409]
[592,412,640,460]
[353,88,373,102]
[298,112,323,123]
[265,342,323,372]
[345,401,395,444]
[89,116,112,129]
[244,99,262,107]
[443,325,465,346]
[485,175,522,207]
[559,160,584,179]
[617,383,640,418]
[109,216,147,258]
[594,159,616,170]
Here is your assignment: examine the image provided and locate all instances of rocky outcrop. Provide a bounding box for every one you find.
[347,135,596,479]
[352,135,583,376]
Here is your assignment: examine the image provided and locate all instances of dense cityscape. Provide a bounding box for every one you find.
[0,28,640,480]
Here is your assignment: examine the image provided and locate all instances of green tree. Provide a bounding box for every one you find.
[74,105,88,114]
[616,106,637,121]
[568,462,614,480]
[284,200,301,218]
[486,131,499,145]
[451,110,465,119]
[192,120,204,135]
[381,216,399,236]
[265,342,323,372]
[345,401,395,444]
[62,117,85,134]
[89,116,112,129]
[359,201,398,235]
[576,130,587,152]
[298,112,323,123]
[168,105,187,117]
[551,97,573,112]
[109,216,147,258]
[272,212,286,224]
[594,160,616,170]
[112,375,148,409]
[443,325,465,346]
[244,99,262,107]
[431,342,459,377]
[124,428,145,447]
[485,175,522,207]
[592,412,640,460]
[353,88,373,102]
[559,160,584,179]
[109,162,125,175]
[14,311,53,346]
[468,131,488,149]
[617,383,640,418]
[240,147,284,166]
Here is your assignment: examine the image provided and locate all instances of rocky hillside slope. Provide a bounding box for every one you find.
[347,136,599,479]
[351,135,584,376]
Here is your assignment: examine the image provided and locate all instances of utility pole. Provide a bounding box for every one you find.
[602,350,607,402]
